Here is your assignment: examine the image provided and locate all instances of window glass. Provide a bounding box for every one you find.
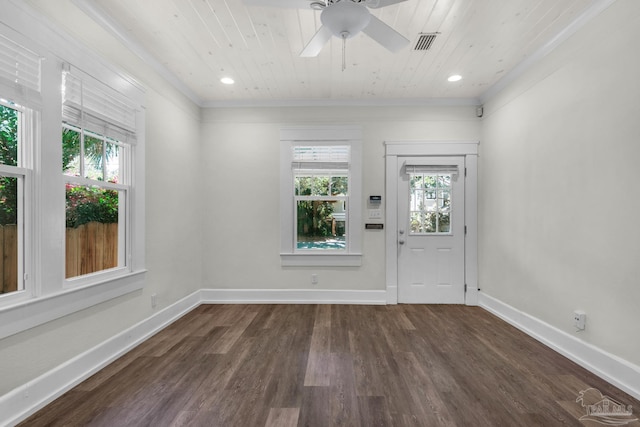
[84,133,104,181]
[0,102,24,296]
[297,200,346,250]
[62,127,81,177]
[105,140,121,183]
[63,124,128,280]
[409,173,452,234]
[0,104,18,166]
[294,170,348,251]
[65,183,122,278]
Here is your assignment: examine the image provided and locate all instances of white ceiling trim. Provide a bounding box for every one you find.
[479,0,618,105]
[72,0,204,106]
[202,97,481,108]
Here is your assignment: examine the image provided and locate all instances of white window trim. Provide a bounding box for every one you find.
[280,127,362,267]
[0,2,146,340]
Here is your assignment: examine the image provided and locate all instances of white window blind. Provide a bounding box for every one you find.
[292,145,350,171]
[62,68,138,143]
[404,164,459,180]
[0,33,41,103]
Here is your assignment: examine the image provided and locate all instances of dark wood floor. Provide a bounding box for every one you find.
[20,304,640,427]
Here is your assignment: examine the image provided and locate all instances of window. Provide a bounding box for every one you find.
[294,145,349,250]
[0,32,38,300]
[62,68,135,281]
[280,127,362,266]
[0,100,29,296]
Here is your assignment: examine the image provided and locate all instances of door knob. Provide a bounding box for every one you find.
[398,239,405,245]
[399,229,405,235]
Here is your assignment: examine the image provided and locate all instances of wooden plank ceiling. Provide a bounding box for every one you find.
[84,0,596,103]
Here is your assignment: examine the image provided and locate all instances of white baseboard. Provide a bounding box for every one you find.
[478,292,640,401]
[200,288,387,305]
[0,290,202,427]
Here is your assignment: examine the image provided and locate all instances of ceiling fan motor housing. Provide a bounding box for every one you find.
[321,1,371,38]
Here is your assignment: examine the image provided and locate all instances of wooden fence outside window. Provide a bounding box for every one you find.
[0,222,118,293]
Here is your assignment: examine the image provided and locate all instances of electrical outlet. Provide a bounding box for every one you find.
[311,274,318,284]
[151,293,157,308]
[573,310,586,331]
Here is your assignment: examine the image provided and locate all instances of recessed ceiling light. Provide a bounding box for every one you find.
[448,74,462,82]
[220,77,235,85]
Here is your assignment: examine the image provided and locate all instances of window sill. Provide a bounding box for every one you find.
[280,253,362,267]
[0,269,146,340]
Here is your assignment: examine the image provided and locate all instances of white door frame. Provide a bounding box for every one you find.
[385,141,479,305]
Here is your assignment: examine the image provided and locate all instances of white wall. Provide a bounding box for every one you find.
[200,106,481,292]
[0,1,203,395]
[480,0,640,366]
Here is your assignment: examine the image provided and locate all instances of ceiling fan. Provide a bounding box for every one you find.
[245,0,410,63]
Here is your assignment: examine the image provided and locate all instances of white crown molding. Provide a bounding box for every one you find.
[71,0,203,107]
[202,97,482,108]
[479,0,618,104]
[479,292,640,401]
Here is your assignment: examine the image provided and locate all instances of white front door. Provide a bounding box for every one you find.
[397,156,466,303]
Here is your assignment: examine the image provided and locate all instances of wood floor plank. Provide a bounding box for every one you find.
[19,304,640,427]
[357,396,393,426]
[297,386,331,427]
[264,407,300,427]
[206,307,258,354]
[304,305,332,386]
[329,352,360,426]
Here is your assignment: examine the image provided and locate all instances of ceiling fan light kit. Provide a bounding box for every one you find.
[321,1,371,39]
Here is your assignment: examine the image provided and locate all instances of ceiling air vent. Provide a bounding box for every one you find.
[414,33,439,51]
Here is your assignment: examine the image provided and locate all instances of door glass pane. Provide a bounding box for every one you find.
[409,173,453,234]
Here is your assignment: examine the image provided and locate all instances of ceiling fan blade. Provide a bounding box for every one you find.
[300,25,333,57]
[243,0,309,8]
[365,0,408,9]
[362,15,410,53]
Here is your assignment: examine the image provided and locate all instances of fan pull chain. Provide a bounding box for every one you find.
[341,32,347,71]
